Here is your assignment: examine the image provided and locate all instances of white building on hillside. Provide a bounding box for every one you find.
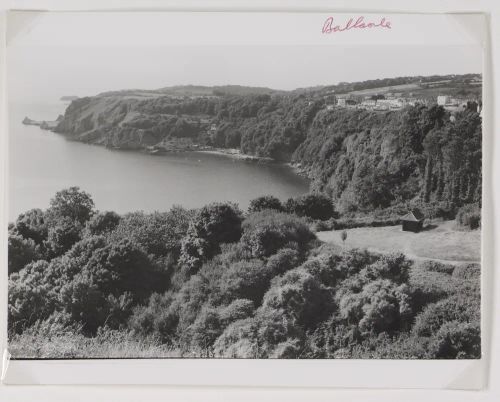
[437,95,451,106]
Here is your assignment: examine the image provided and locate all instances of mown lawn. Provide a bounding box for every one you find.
[316,220,480,263]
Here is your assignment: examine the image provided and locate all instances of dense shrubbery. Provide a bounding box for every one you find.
[284,193,336,220]
[8,188,480,359]
[179,203,243,273]
[456,203,481,230]
[248,195,284,214]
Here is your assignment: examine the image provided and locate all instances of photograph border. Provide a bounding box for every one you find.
[0,1,496,393]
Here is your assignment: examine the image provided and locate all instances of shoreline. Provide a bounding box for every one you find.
[285,162,312,179]
[28,115,303,170]
[194,147,274,163]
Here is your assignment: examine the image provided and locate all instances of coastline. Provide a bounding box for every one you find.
[194,147,273,163]
[23,114,299,170]
[285,161,312,179]
[28,117,279,164]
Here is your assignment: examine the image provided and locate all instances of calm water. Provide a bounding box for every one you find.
[8,102,310,221]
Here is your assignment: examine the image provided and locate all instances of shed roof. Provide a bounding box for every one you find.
[400,210,425,222]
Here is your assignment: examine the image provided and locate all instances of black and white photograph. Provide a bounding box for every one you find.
[5,11,483,361]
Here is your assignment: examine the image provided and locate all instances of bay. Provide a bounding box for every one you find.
[8,102,310,221]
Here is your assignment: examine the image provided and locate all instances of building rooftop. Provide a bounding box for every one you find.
[400,210,425,222]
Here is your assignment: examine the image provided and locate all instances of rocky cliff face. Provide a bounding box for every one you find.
[55,95,166,149]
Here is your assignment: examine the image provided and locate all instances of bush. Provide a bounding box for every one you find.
[419,260,455,275]
[213,318,258,358]
[265,248,301,277]
[428,321,481,358]
[8,234,40,275]
[8,260,59,333]
[241,211,316,258]
[300,253,345,288]
[219,259,271,305]
[248,195,283,214]
[59,276,108,334]
[361,253,411,284]
[218,299,255,324]
[455,203,481,230]
[45,236,108,292]
[83,238,165,299]
[188,307,223,355]
[46,187,95,225]
[45,216,83,257]
[179,203,243,272]
[305,317,362,358]
[110,207,192,259]
[262,268,331,329]
[285,193,336,220]
[15,208,48,244]
[412,294,480,337]
[338,279,413,334]
[452,263,481,280]
[85,211,121,235]
[128,292,178,343]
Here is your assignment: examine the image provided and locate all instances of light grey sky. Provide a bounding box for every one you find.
[8,44,482,103]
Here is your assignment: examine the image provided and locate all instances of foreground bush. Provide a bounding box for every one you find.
[241,211,316,258]
[248,195,284,214]
[179,203,243,272]
[285,193,336,221]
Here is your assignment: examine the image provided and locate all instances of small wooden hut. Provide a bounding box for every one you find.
[400,210,425,233]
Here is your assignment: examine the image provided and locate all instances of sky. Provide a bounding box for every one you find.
[7,12,483,103]
[7,44,482,103]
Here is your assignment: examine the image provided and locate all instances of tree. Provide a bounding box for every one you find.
[59,275,108,334]
[8,234,40,275]
[179,203,243,272]
[219,259,271,305]
[189,307,223,356]
[248,195,283,214]
[85,211,121,235]
[109,207,192,259]
[340,230,347,248]
[262,267,331,330]
[45,216,82,257]
[15,208,48,244]
[240,211,316,258]
[47,187,95,225]
[285,193,335,220]
[8,260,59,333]
[84,238,164,299]
[338,279,413,334]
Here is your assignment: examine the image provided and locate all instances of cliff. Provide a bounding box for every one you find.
[50,78,482,212]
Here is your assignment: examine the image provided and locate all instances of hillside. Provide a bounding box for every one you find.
[51,74,482,213]
[8,189,480,359]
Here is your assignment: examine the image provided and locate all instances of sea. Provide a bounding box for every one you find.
[8,101,310,221]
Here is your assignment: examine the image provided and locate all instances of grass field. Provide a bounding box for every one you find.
[316,220,480,264]
[347,83,421,96]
